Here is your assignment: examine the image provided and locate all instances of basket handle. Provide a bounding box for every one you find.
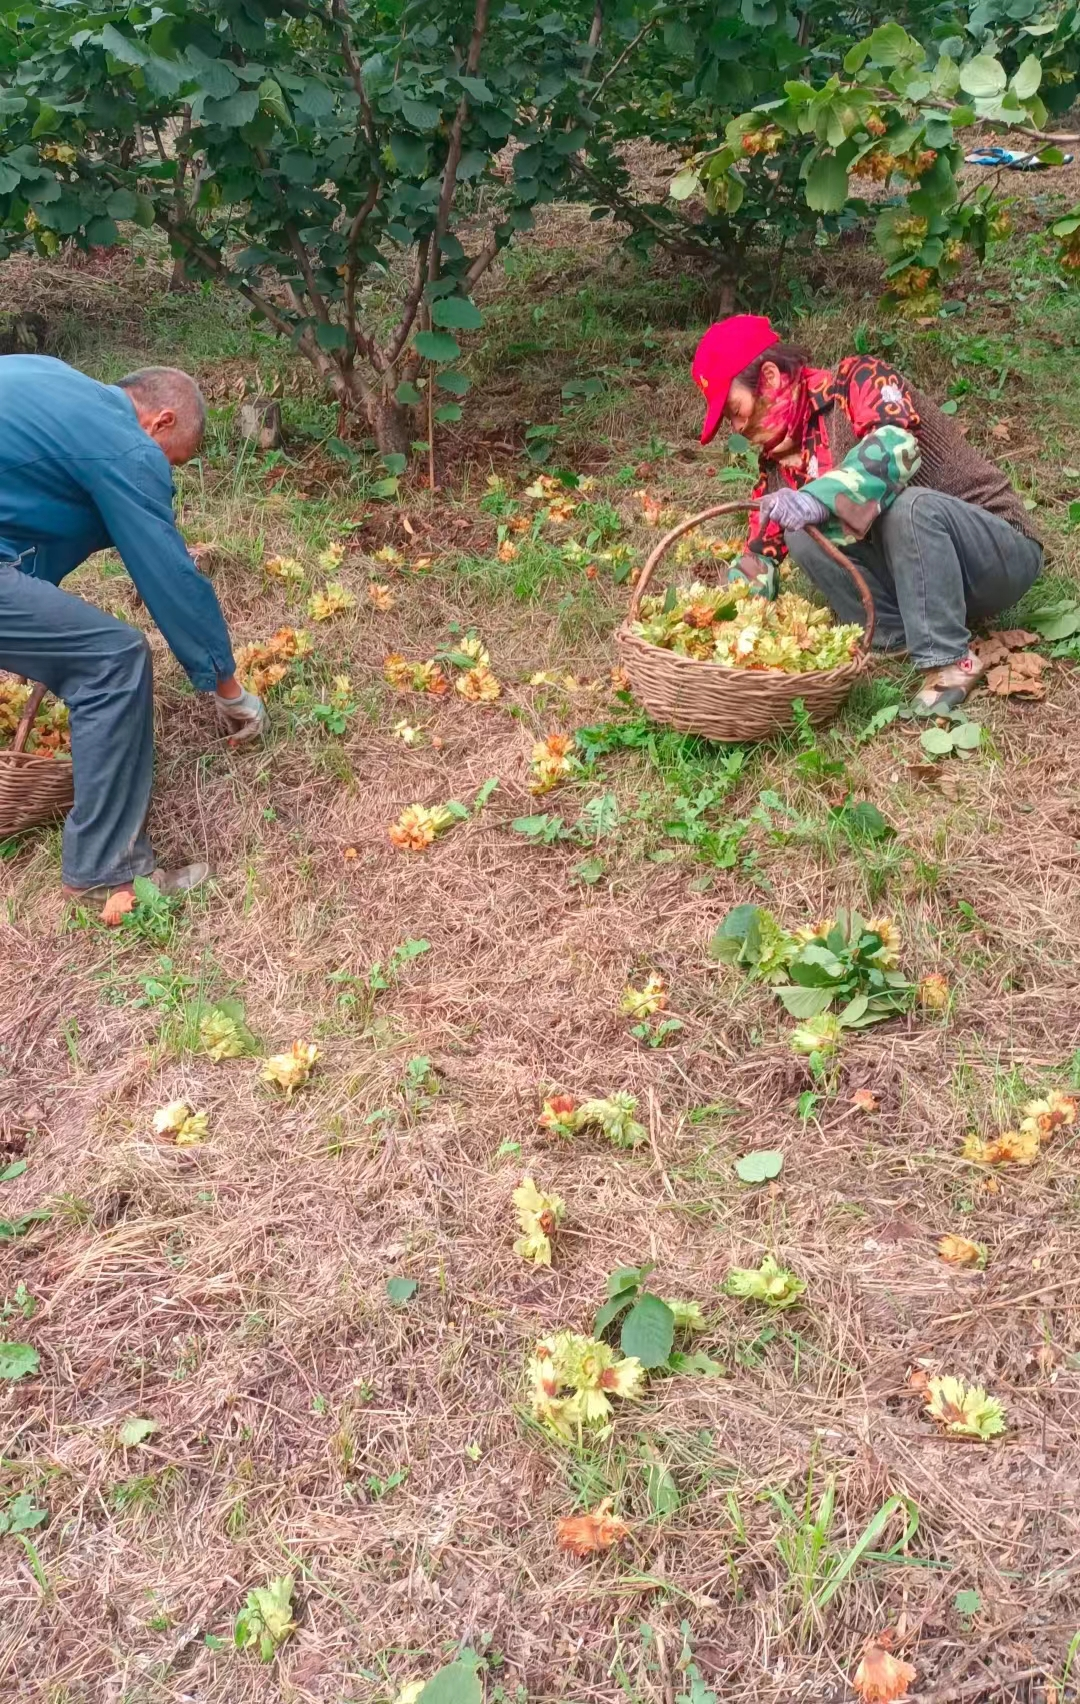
[11,683,49,755]
[627,500,876,652]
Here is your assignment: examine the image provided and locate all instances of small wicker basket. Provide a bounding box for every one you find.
[616,500,876,742]
[0,681,75,838]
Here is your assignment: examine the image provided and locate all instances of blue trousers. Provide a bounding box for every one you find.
[785,488,1043,668]
[0,562,155,887]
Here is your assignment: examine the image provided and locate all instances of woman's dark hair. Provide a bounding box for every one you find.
[735,341,810,393]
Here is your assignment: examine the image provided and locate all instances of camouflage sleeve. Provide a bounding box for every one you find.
[800,425,921,543]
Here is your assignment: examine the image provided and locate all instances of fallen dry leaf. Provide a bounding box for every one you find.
[851,1088,879,1113]
[963,1126,1040,1165]
[973,628,1040,667]
[917,973,950,1011]
[556,1500,631,1556]
[985,650,1047,699]
[261,1042,319,1095]
[989,419,1011,441]
[937,1234,984,1267]
[924,1373,1006,1439]
[101,889,137,927]
[1020,1090,1077,1138]
[852,1631,917,1703]
[151,1101,209,1144]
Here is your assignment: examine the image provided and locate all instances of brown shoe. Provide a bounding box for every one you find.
[64,862,211,924]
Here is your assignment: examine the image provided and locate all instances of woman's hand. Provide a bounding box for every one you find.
[758,487,829,531]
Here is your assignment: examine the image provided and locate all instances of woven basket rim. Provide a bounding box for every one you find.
[616,620,866,689]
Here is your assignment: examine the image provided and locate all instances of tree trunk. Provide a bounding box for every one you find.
[168,253,193,293]
[370,396,413,460]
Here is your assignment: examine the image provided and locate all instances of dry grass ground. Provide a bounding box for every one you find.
[3,197,1080,1704]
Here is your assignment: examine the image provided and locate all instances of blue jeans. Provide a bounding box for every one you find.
[785,488,1044,668]
[0,563,155,887]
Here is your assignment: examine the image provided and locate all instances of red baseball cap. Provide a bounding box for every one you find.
[692,314,779,445]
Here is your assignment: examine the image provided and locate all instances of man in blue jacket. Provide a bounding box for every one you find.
[0,356,264,914]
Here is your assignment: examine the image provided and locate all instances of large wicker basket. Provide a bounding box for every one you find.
[616,500,876,742]
[0,682,75,838]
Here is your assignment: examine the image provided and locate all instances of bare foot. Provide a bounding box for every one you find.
[912,651,984,715]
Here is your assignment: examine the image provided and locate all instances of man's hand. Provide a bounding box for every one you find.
[213,681,266,744]
[758,487,829,532]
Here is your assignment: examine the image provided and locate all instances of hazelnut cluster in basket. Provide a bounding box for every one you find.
[628,577,863,675]
[0,678,71,757]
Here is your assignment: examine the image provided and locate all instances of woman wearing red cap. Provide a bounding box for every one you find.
[692,315,1043,713]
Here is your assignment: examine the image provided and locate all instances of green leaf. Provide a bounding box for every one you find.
[620,1294,675,1368]
[401,97,442,131]
[382,452,408,477]
[436,370,471,396]
[1011,55,1042,100]
[369,477,400,499]
[1029,606,1080,640]
[85,216,119,247]
[607,1263,646,1297]
[118,1417,159,1448]
[0,1342,39,1380]
[99,21,148,65]
[574,855,605,885]
[954,1588,982,1616]
[804,154,850,214]
[669,168,700,202]
[776,985,835,1019]
[594,1291,636,1335]
[667,1348,725,1377]
[950,721,982,751]
[395,382,423,405]
[418,1660,483,1704]
[386,1277,418,1306]
[431,296,483,331]
[834,799,894,840]
[414,330,461,364]
[388,133,429,175]
[920,725,956,757]
[851,23,917,68]
[314,321,348,351]
[0,1491,46,1535]
[644,1461,680,1516]
[0,1206,51,1241]
[133,193,156,229]
[839,991,869,1022]
[293,78,335,120]
[0,1160,27,1182]
[708,904,761,960]
[433,403,462,424]
[735,1149,784,1184]
[106,188,137,221]
[202,90,260,127]
[960,55,1007,99]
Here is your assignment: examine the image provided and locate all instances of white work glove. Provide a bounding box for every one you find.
[214,685,266,744]
[758,487,830,532]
